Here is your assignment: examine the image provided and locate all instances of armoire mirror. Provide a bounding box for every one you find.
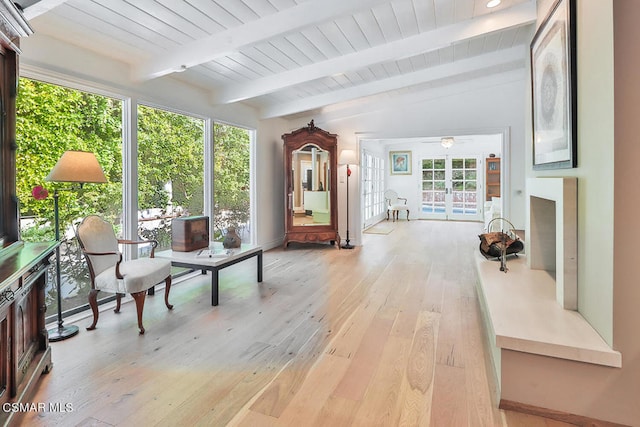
[291,144,330,226]
[283,121,339,247]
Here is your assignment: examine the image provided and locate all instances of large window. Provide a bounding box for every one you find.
[16,77,255,323]
[213,123,251,242]
[16,78,123,318]
[137,105,205,251]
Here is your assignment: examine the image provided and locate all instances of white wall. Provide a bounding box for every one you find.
[575,0,615,345]
[506,1,640,424]
[255,119,287,249]
[530,0,615,345]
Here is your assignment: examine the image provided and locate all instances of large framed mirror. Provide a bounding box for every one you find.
[282,121,339,247]
[291,144,330,226]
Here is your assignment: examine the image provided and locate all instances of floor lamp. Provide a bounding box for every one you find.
[46,150,107,341]
[339,149,358,249]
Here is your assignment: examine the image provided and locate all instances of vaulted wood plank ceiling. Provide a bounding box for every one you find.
[20,0,536,120]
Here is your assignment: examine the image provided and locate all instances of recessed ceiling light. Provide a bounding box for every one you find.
[486,0,501,8]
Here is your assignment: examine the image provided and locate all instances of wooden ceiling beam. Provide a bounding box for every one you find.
[23,0,69,20]
[259,46,524,119]
[132,0,390,81]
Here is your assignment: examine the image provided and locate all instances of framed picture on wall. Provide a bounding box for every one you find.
[531,0,577,170]
[390,151,411,175]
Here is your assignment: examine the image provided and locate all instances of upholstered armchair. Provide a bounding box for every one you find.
[76,215,173,334]
[384,190,410,221]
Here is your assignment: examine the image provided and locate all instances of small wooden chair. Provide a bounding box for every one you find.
[76,215,173,334]
[384,190,410,221]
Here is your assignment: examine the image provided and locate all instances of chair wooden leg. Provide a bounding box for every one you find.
[407,210,410,221]
[114,293,123,313]
[164,276,173,310]
[131,291,146,335]
[86,289,100,331]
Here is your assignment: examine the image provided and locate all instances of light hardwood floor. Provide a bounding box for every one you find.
[15,220,575,426]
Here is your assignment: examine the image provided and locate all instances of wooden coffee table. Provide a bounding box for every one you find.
[156,243,263,306]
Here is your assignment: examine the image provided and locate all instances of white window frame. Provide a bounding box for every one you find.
[361,149,385,228]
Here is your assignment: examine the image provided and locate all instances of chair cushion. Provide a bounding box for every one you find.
[390,204,409,210]
[95,258,171,294]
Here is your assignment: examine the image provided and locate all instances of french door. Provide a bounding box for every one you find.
[361,151,385,229]
[420,156,482,221]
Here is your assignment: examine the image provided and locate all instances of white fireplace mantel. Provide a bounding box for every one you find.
[526,177,578,310]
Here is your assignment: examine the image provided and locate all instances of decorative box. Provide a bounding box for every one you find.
[171,216,209,252]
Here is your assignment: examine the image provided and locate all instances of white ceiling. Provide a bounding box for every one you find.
[20,0,536,120]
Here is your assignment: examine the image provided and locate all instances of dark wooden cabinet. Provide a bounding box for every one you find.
[0,5,49,425]
[0,301,11,407]
[0,242,56,426]
[282,121,340,247]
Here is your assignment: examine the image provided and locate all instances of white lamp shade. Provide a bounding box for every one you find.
[339,149,358,165]
[46,150,108,184]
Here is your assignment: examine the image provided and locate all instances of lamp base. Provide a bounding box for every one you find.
[341,242,355,249]
[47,324,79,342]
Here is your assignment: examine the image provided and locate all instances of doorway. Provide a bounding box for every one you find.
[420,155,482,221]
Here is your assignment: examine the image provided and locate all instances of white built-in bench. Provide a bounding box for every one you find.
[475,253,621,368]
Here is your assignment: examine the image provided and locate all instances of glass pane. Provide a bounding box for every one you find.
[422,159,433,169]
[452,170,463,180]
[465,192,477,203]
[214,123,251,240]
[138,105,205,251]
[465,182,477,191]
[452,158,463,168]
[435,181,446,190]
[434,159,446,169]
[16,78,123,319]
[422,181,433,190]
[465,170,477,180]
[434,171,445,180]
[465,158,477,168]
[423,171,433,180]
